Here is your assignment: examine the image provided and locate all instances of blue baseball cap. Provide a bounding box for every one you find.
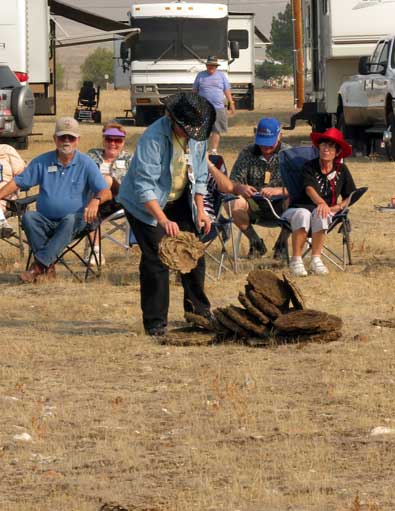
[255,117,281,147]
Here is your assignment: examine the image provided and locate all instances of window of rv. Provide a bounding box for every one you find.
[130,17,228,60]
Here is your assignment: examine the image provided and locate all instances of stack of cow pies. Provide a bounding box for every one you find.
[186,269,343,345]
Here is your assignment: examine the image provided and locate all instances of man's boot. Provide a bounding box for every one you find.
[241,225,267,259]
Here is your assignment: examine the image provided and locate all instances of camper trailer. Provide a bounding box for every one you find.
[117,2,256,126]
[0,0,55,116]
[289,0,395,131]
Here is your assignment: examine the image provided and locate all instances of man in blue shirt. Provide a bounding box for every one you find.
[193,56,235,155]
[0,117,111,282]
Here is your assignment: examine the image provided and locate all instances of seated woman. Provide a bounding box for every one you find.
[0,144,25,238]
[282,127,356,277]
[86,122,133,264]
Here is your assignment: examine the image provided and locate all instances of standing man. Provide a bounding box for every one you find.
[192,55,235,154]
[230,117,289,259]
[118,92,215,337]
[0,117,111,282]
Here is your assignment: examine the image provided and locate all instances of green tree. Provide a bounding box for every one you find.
[80,47,114,88]
[266,2,293,67]
[56,63,65,90]
[256,61,292,81]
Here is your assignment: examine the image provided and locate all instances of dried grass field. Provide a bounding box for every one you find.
[1,89,395,511]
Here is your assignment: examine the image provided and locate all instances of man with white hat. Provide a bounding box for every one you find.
[0,117,111,282]
[193,55,236,154]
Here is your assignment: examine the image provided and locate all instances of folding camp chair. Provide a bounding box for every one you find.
[1,194,38,257]
[25,220,103,282]
[201,154,239,280]
[279,146,368,271]
[100,207,138,251]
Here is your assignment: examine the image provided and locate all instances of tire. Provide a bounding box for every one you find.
[93,110,101,124]
[11,86,35,130]
[135,106,162,126]
[385,112,395,161]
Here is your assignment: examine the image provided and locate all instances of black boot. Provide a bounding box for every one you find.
[247,238,267,259]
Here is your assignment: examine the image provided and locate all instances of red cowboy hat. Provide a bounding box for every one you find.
[310,127,352,158]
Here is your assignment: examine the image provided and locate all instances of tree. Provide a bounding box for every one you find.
[266,2,293,67]
[256,61,292,81]
[56,63,65,90]
[80,47,114,88]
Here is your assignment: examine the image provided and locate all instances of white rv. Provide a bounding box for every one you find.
[0,0,55,116]
[117,2,255,125]
[290,0,395,130]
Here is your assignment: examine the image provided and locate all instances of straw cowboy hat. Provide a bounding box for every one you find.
[163,92,216,141]
[310,127,352,159]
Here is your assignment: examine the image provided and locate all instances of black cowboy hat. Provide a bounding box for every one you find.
[163,92,216,141]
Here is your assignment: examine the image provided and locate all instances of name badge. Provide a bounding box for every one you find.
[48,165,58,173]
[264,171,271,184]
[115,160,126,169]
[184,153,192,166]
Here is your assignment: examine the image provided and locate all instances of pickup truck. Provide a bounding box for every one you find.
[337,35,395,160]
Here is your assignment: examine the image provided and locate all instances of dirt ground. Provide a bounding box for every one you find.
[1,89,395,511]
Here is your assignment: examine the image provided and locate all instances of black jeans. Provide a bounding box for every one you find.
[125,192,210,331]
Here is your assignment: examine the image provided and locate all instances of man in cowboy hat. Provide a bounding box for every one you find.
[0,117,111,282]
[118,92,216,337]
[192,55,236,154]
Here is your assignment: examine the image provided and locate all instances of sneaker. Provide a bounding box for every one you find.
[247,239,267,259]
[289,258,308,277]
[0,220,15,239]
[311,257,329,275]
[210,149,218,155]
[84,247,105,266]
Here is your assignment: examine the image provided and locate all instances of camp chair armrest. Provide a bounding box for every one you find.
[221,193,239,203]
[6,194,39,213]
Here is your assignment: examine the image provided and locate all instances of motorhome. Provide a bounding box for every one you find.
[289,0,395,131]
[117,2,256,125]
[0,0,55,116]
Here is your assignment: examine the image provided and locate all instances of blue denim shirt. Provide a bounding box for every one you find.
[118,116,208,226]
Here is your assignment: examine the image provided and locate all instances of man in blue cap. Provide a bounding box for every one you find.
[230,117,289,259]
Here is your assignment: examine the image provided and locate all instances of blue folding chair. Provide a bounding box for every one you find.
[279,146,368,271]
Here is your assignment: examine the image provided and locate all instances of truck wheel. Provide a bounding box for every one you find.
[385,112,395,161]
[134,106,146,126]
[11,86,35,130]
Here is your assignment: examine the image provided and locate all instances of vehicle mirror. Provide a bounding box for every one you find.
[120,42,130,61]
[230,41,240,59]
[358,56,370,75]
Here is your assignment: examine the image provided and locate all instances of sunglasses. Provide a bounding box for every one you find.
[319,140,337,149]
[57,134,77,142]
[104,136,124,143]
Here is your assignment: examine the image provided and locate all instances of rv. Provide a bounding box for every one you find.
[289,0,395,131]
[117,2,256,125]
[0,0,55,116]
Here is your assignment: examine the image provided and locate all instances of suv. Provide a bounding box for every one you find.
[0,65,35,149]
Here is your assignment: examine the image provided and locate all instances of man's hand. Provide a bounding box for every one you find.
[84,199,100,223]
[316,202,331,218]
[197,210,211,235]
[229,102,236,115]
[233,183,257,199]
[159,218,180,237]
[260,187,283,199]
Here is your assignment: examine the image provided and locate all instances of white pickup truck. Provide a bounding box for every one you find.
[338,35,395,159]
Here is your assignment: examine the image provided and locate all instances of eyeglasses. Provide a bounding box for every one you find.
[57,134,77,142]
[319,140,337,149]
[104,137,124,143]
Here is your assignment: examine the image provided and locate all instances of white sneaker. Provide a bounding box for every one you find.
[83,247,105,266]
[289,258,308,277]
[210,149,218,155]
[311,257,329,275]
